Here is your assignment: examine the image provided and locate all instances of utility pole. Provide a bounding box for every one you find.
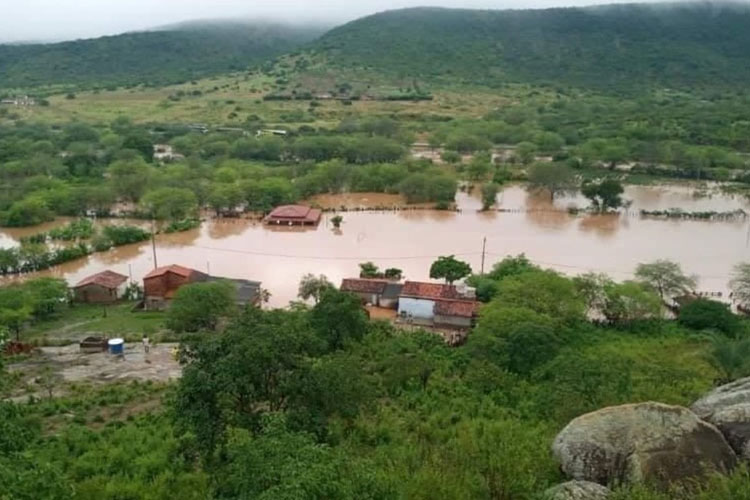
[150,219,158,270]
[481,237,487,275]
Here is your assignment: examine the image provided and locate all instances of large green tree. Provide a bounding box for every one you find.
[526,163,578,200]
[429,255,472,284]
[167,281,236,332]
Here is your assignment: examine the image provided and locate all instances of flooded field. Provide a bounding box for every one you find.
[2,183,749,307]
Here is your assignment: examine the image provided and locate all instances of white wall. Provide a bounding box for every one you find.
[398,297,435,319]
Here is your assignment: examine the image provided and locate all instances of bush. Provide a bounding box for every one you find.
[678,299,740,335]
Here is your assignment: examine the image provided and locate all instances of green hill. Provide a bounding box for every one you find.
[0,22,326,89]
[312,2,750,91]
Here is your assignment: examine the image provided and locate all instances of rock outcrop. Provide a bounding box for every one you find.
[544,480,611,500]
[552,402,736,487]
[692,377,750,460]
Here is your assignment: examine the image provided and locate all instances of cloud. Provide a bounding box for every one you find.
[0,0,665,43]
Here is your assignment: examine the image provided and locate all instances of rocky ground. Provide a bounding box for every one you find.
[5,342,180,402]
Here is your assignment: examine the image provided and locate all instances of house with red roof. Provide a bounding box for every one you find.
[264,205,321,226]
[73,270,129,304]
[398,280,478,329]
[143,265,209,310]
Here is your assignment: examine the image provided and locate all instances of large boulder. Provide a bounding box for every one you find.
[544,480,611,500]
[552,402,736,488]
[692,377,750,459]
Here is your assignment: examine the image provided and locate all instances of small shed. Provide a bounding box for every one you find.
[264,205,321,226]
[341,278,403,309]
[434,299,479,329]
[73,270,128,304]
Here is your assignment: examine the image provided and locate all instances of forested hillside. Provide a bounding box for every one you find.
[313,2,750,91]
[0,22,325,89]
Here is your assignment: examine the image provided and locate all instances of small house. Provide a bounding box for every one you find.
[398,280,478,328]
[264,205,321,226]
[73,270,128,304]
[143,264,208,310]
[153,144,184,163]
[340,278,403,308]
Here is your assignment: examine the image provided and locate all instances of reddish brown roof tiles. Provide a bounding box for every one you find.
[75,270,128,290]
[144,264,200,280]
[341,278,388,294]
[434,299,479,318]
[400,281,458,300]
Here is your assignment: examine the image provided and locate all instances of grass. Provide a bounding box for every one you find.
[26,302,167,341]
[9,69,518,127]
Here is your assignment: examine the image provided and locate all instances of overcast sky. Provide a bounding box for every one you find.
[0,0,660,43]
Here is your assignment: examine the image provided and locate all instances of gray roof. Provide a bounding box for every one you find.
[382,282,404,299]
[208,277,262,304]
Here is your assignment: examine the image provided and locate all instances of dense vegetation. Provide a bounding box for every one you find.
[0,117,463,228]
[0,22,325,90]
[4,258,750,498]
[314,3,750,92]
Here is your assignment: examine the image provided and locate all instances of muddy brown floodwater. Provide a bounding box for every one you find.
[2,184,750,307]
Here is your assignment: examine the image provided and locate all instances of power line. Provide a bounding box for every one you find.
[189,244,482,261]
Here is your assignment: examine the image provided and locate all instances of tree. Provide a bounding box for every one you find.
[108,158,151,202]
[122,130,154,162]
[487,254,539,281]
[515,141,537,164]
[678,299,739,335]
[141,187,198,220]
[602,281,662,324]
[311,288,368,351]
[493,270,586,325]
[174,308,318,459]
[729,262,750,308]
[430,255,472,284]
[384,268,403,280]
[24,277,68,320]
[298,274,333,304]
[581,179,624,211]
[2,197,54,227]
[0,285,33,341]
[167,281,236,332]
[504,322,561,376]
[635,259,697,301]
[481,182,499,210]
[331,215,343,228]
[526,163,578,200]
[359,262,380,278]
[467,153,492,181]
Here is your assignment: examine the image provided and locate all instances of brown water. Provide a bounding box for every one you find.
[3,184,749,307]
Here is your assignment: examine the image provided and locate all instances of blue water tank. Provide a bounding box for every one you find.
[108,338,124,355]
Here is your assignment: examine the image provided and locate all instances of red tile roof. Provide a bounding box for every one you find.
[268,205,313,218]
[75,270,128,289]
[400,281,458,300]
[264,205,322,224]
[143,264,199,280]
[434,299,479,318]
[341,278,388,294]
